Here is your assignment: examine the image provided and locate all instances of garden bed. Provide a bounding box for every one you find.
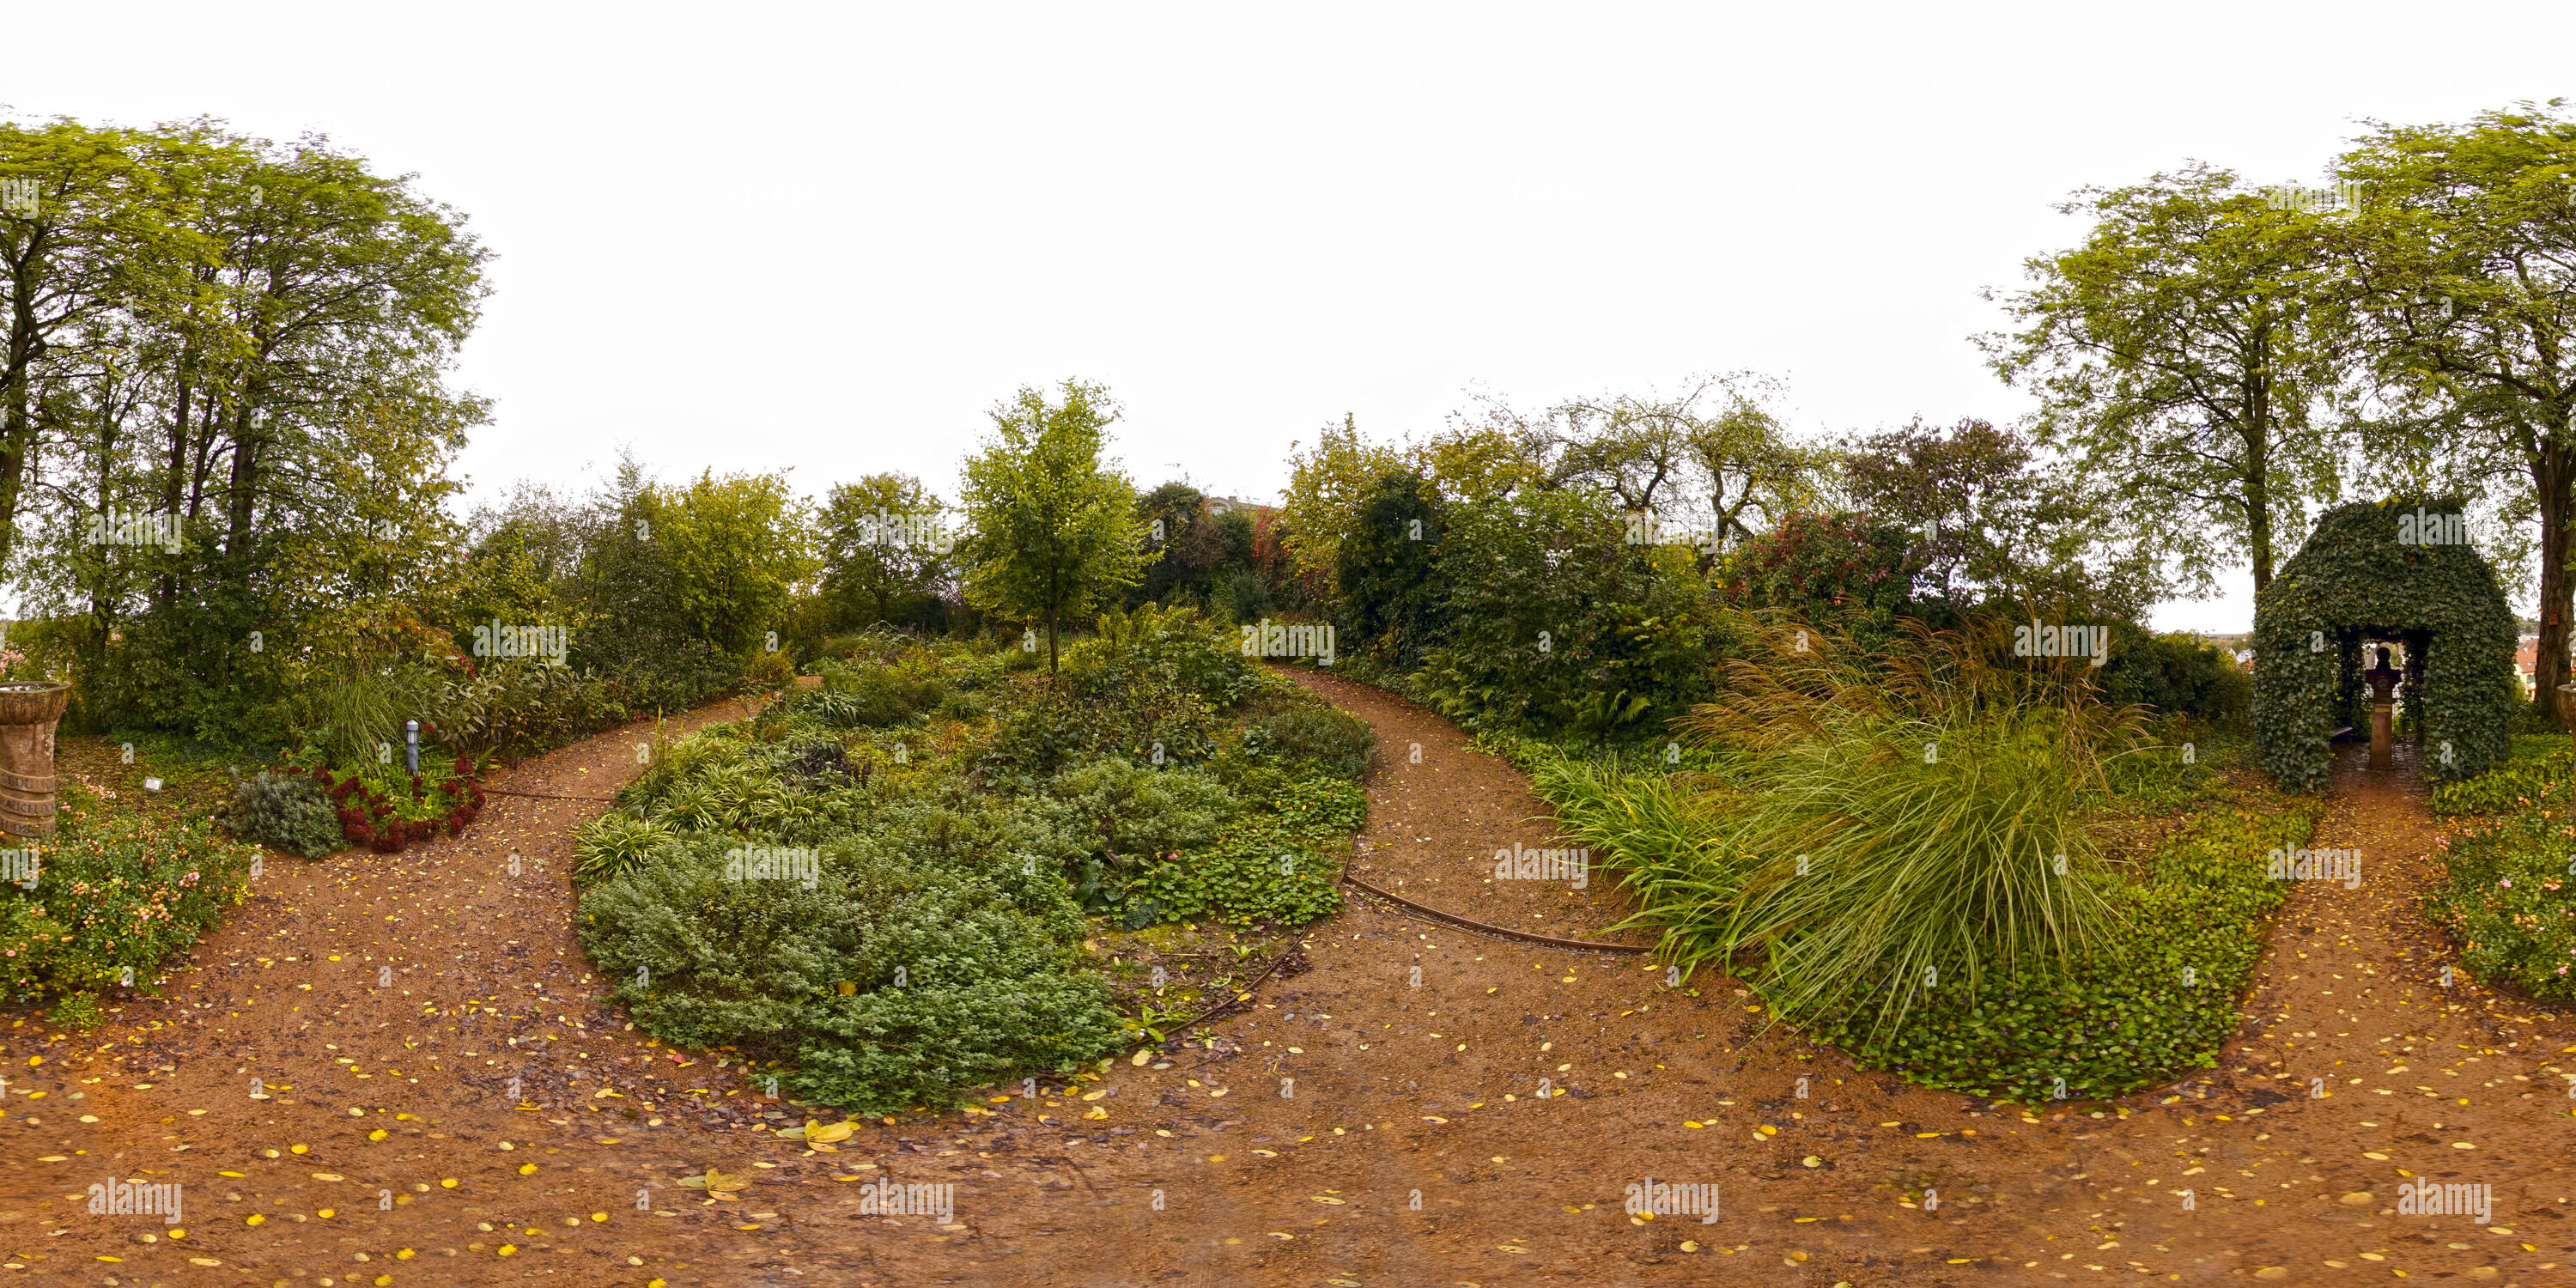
[568,608,1375,1115]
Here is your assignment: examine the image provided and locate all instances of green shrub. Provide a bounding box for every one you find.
[1726,511,1917,655]
[1123,775,1359,927]
[1238,704,1377,781]
[574,811,677,886]
[0,782,253,1005]
[1130,844,1340,928]
[428,659,635,756]
[979,674,1221,784]
[1535,756,1750,947]
[2430,734,2572,818]
[2099,631,2251,724]
[577,831,1122,1114]
[1065,604,1259,711]
[1677,617,2140,1036]
[1046,758,1236,866]
[799,655,951,728]
[224,770,345,859]
[2432,805,2576,1004]
[1414,488,1722,741]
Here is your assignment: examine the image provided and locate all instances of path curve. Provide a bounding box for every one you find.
[8,679,2567,1286]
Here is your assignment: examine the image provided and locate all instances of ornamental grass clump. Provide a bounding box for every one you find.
[1675,613,2145,1038]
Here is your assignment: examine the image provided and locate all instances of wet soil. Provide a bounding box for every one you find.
[4,681,2572,1286]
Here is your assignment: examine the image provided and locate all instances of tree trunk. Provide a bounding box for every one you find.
[0,256,37,578]
[2244,363,2275,596]
[2535,441,2575,729]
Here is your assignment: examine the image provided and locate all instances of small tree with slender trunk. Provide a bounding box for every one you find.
[957,380,1148,675]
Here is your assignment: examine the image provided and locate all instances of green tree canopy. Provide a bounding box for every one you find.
[1983,163,2348,602]
[957,380,1148,673]
[817,471,951,632]
[2333,100,2576,722]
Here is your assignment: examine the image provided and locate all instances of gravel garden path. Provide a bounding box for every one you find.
[2,680,2569,1287]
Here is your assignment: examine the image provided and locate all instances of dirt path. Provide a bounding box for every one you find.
[0,696,872,1288]
[6,681,2571,1286]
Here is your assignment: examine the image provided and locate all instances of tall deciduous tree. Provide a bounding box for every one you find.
[654,468,813,656]
[1279,413,1409,587]
[1540,374,1823,547]
[1840,416,2160,621]
[817,471,951,630]
[9,121,489,738]
[957,380,1147,674]
[2334,101,2576,720]
[0,120,176,579]
[1982,163,2348,602]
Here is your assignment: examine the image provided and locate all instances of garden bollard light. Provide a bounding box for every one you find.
[406,720,419,774]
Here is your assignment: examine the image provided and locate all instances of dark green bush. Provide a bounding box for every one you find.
[1238,704,1377,781]
[1414,488,1721,741]
[1726,511,1916,654]
[2099,631,2250,723]
[224,770,345,859]
[1335,470,1449,666]
[578,829,1123,1115]
[1046,758,1236,866]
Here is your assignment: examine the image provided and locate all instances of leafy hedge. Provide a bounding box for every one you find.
[2432,804,2576,1004]
[0,781,254,1014]
[2099,631,2251,724]
[2252,496,2517,792]
[1805,805,2317,1102]
[1727,511,1917,655]
[1413,489,1722,741]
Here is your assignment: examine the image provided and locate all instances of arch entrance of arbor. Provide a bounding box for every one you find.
[2251,498,2516,793]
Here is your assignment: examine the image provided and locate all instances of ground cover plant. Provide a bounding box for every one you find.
[572,607,1370,1113]
[311,756,485,854]
[2430,793,2576,1005]
[1532,611,2314,1102]
[2427,732,2572,819]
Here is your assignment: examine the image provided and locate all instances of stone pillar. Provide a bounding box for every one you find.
[0,683,70,837]
[2370,699,2395,770]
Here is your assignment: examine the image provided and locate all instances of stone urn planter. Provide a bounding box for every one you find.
[0,682,70,838]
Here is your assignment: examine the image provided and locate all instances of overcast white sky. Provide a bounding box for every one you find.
[10,2,2574,633]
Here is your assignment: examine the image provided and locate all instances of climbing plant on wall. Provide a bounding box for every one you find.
[2251,496,2517,793]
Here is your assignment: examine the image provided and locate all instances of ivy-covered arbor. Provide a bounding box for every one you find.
[2252,496,2518,793]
